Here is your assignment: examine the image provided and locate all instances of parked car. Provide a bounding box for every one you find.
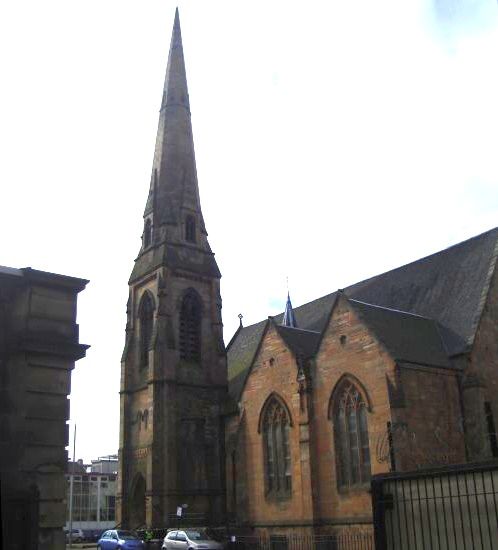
[65,528,85,543]
[97,530,144,549]
[162,529,223,550]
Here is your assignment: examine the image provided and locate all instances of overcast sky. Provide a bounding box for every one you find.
[1,1,497,462]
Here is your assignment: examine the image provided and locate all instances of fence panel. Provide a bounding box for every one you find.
[372,461,498,550]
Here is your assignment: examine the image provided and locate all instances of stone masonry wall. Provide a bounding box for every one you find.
[312,295,392,527]
[468,260,498,459]
[234,322,310,530]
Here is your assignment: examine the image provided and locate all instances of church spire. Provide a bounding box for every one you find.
[143,7,204,232]
[282,292,297,328]
[131,8,220,283]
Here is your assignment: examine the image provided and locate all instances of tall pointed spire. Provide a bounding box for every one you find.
[160,7,190,113]
[282,292,298,328]
[132,8,220,283]
[143,7,204,232]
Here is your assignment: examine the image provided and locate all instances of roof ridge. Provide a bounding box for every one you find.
[345,226,498,293]
[348,298,435,321]
[277,325,320,335]
[227,227,497,354]
[465,229,498,347]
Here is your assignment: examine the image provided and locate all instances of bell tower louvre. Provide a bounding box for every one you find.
[117,9,227,529]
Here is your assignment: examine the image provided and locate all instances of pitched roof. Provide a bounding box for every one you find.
[348,299,451,368]
[227,227,498,401]
[227,319,267,403]
[275,324,321,360]
[346,229,498,350]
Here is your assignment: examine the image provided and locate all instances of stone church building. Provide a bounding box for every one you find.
[118,10,498,536]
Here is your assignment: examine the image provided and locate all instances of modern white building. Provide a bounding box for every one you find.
[65,456,118,536]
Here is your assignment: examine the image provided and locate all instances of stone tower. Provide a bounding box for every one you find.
[117,9,227,529]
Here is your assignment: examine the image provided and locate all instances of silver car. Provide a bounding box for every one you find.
[162,529,223,550]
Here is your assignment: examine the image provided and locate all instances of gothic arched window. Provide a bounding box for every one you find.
[261,396,292,498]
[332,379,371,489]
[143,218,152,248]
[185,215,196,243]
[179,290,202,362]
[139,292,154,367]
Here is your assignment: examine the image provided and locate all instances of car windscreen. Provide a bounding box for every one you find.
[185,530,213,541]
[117,531,139,540]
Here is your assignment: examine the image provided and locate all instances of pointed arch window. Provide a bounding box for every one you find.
[143,218,152,248]
[262,397,292,499]
[179,290,202,362]
[332,379,371,489]
[139,292,154,367]
[185,215,196,243]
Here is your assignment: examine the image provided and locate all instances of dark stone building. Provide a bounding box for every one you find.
[117,10,227,529]
[0,266,88,550]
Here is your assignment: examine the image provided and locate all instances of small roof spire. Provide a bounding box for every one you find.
[282,292,297,328]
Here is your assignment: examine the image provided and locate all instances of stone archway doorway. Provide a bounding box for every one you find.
[129,473,146,529]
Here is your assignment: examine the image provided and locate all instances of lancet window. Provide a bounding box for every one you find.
[139,292,154,367]
[333,379,371,489]
[262,397,292,498]
[143,218,152,248]
[185,215,196,243]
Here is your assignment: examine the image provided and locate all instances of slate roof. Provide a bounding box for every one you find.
[227,227,498,401]
[348,299,451,368]
[275,324,321,360]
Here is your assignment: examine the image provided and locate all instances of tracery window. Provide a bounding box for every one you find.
[179,291,202,362]
[139,292,154,367]
[262,397,292,498]
[333,380,371,489]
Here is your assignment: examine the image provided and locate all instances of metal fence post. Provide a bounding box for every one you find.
[371,477,388,550]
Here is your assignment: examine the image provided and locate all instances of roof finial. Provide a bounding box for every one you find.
[238,313,243,327]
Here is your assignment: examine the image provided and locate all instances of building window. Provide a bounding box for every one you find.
[333,379,371,489]
[139,292,154,367]
[485,402,498,457]
[262,397,292,498]
[185,215,196,243]
[143,218,152,248]
[179,290,202,362]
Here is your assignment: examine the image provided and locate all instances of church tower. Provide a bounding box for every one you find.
[117,9,227,529]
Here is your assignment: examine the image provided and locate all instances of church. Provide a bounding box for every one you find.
[117,10,498,537]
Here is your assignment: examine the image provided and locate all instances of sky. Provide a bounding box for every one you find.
[0,0,497,462]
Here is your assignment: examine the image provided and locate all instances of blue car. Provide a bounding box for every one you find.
[97,530,144,549]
